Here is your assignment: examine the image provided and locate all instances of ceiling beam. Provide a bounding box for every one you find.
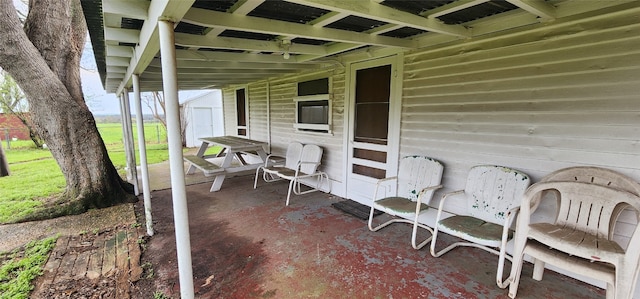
[115,0,196,94]
[308,11,349,27]
[102,0,149,20]
[174,49,327,64]
[423,0,490,18]
[104,27,140,44]
[174,33,328,55]
[506,0,556,20]
[106,45,134,58]
[149,58,321,70]
[144,65,298,75]
[106,57,131,67]
[183,8,416,48]
[286,0,470,37]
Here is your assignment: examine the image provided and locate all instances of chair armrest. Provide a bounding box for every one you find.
[502,206,521,239]
[416,184,444,205]
[264,153,285,167]
[372,176,398,202]
[415,184,444,214]
[434,190,465,224]
[295,161,321,175]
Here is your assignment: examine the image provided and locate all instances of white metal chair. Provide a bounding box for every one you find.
[430,165,531,288]
[508,167,640,299]
[275,144,329,206]
[254,141,303,189]
[368,156,444,250]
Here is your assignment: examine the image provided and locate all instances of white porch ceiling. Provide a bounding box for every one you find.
[83,0,637,94]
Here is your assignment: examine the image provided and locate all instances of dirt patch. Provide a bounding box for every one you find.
[0,203,136,253]
[133,185,273,298]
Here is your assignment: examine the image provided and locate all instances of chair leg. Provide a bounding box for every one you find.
[507,246,527,298]
[411,218,433,250]
[496,242,511,289]
[614,264,637,299]
[429,226,460,258]
[253,166,262,189]
[532,259,545,281]
[285,179,295,206]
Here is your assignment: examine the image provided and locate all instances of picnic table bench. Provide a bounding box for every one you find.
[183,155,223,176]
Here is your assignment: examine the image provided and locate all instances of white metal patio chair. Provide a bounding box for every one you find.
[430,165,531,288]
[254,141,303,189]
[368,156,444,250]
[275,144,330,206]
[508,167,640,299]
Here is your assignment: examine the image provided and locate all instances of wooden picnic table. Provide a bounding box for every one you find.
[185,136,268,192]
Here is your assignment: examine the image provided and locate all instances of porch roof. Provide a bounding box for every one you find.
[82,0,634,94]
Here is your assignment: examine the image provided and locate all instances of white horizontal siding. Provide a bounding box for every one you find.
[214,7,640,293]
[222,70,346,186]
[221,88,236,136]
[399,9,640,291]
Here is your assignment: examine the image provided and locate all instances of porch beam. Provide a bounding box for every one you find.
[102,0,149,20]
[183,8,416,48]
[140,73,282,80]
[285,0,470,37]
[295,22,403,62]
[106,45,134,58]
[174,33,328,55]
[506,0,556,20]
[308,11,349,27]
[149,58,320,70]
[106,57,130,67]
[107,66,127,73]
[423,0,490,18]
[104,27,140,44]
[201,0,265,40]
[174,49,327,64]
[115,0,195,95]
[144,66,296,75]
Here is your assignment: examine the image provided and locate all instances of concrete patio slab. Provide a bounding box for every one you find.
[142,173,606,298]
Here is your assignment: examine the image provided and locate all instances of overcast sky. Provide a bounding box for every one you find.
[8,0,210,116]
[81,40,210,115]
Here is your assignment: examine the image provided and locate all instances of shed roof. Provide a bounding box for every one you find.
[82,0,637,93]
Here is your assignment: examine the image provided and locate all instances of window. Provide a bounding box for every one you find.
[235,88,248,136]
[294,78,331,134]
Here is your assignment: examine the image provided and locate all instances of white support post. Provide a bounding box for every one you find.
[158,19,195,299]
[118,93,131,178]
[133,74,153,236]
[122,89,139,195]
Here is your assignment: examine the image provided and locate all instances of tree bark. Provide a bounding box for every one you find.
[0,0,135,221]
[0,139,9,177]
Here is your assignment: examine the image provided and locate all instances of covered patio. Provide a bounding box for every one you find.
[82,0,640,298]
[144,172,605,298]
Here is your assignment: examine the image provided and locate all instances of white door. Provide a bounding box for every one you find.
[346,55,403,205]
[192,107,214,141]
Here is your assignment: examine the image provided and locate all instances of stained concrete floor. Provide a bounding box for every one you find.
[141,168,606,299]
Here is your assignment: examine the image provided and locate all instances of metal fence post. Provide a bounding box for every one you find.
[4,128,9,149]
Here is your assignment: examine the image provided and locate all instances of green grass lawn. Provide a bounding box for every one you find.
[0,235,57,299]
[0,122,170,224]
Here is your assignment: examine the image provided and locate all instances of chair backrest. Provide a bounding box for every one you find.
[396,156,444,202]
[284,142,304,170]
[528,181,640,239]
[538,166,640,239]
[464,165,531,224]
[299,144,323,175]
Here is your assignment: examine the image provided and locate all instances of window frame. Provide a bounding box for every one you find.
[235,87,249,137]
[293,77,332,134]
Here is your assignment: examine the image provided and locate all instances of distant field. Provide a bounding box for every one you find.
[0,122,169,223]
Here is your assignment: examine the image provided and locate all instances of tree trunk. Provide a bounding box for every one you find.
[0,139,9,177]
[0,0,135,221]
